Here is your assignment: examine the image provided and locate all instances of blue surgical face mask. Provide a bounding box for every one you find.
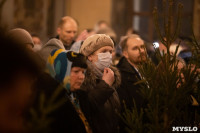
[94,52,112,71]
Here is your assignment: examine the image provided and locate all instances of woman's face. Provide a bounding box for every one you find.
[70,67,86,92]
[88,46,113,63]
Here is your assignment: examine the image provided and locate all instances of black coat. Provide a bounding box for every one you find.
[28,72,86,133]
[117,57,147,133]
[117,57,145,112]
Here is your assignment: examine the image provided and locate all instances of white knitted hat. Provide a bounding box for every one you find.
[80,34,114,56]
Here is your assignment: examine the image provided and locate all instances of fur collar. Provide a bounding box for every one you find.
[82,61,121,91]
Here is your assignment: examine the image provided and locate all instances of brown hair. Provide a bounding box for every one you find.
[119,34,140,51]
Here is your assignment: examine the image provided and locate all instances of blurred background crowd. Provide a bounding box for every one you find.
[0,0,200,132]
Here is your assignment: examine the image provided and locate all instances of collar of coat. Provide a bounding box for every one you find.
[117,57,139,75]
[82,61,121,91]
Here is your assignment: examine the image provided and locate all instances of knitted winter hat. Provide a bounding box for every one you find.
[80,34,114,56]
[67,51,87,69]
[7,28,34,47]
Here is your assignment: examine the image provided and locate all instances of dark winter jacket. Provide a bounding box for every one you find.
[117,57,145,111]
[117,57,147,133]
[77,62,121,133]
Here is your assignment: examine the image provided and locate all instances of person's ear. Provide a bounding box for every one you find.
[57,27,61,35]
[123,50,128,59]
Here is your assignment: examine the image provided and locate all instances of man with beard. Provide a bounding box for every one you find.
[117,34,147,114]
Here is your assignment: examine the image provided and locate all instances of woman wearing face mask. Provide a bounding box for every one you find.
[78,34,121,133]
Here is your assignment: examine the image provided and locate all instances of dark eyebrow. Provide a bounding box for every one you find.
[132,46,138,49]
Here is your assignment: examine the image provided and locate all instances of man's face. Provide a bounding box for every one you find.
[57,21,78,46]
[123,37,147,65]
[70,67,85,92]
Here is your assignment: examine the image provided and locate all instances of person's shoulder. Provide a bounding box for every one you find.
[116,57,130,70]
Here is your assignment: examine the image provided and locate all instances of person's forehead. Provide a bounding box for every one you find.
[32,37,40,41]
[62,21,77,30]
[71,67,86,70]
[127,37,144,47]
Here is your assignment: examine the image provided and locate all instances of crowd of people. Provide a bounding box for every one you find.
[0,16,199,133]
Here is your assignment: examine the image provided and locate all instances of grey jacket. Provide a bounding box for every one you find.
[38,38,65,63]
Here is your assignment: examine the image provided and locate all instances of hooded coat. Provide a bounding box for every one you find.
[38,38,65,63]
[77,61,121,133]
